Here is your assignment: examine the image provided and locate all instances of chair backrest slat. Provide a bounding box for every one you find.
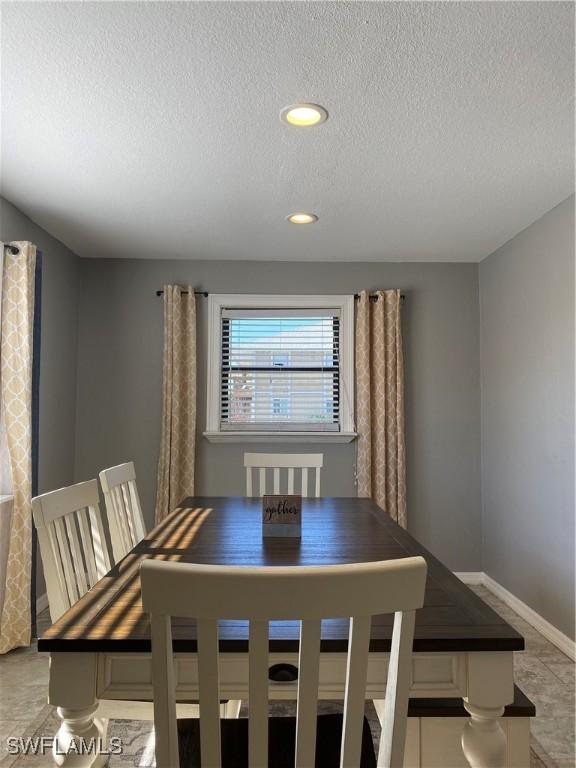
[259,467,266,497]
[377,610,417,767]
[141,556,427,768]
[295,618,321,768]
[248,620,269,767]
[89,503,112,576]
[112,485,131,554]
[78,507,98,586]
[197,618,222,768]
[45,525,67,611]
[301,467,308,496]
[32,479,111,622]
[99,462,147,563]
[64,513,88,596]
[53,516,78,605]
[340,615,372,767]
[244,453,324,498]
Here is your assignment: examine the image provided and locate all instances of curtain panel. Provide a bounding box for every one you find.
[155,285,197,523]
[355,289,407,528]
[0,242,36,653]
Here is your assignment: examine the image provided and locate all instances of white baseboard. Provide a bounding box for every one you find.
[455,571,576,662]
[36,592,48,615]
[454,571,485,585]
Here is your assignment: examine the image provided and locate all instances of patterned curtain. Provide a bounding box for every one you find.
[155,285,197,523]
[355,289,407,528]
[0,242,36,653]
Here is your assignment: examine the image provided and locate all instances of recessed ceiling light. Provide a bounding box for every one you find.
[280,103,328,127]
[287,212,318,224]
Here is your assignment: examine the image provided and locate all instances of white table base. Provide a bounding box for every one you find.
[48,649,520,767]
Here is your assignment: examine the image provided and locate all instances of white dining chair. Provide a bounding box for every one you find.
[32,479,111,623]
[32,480,209,722]
[99,461,147,563]
[244,453,324,498]
[142,555,427,768]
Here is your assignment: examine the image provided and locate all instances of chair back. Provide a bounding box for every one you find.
[244,453,323,498]
[99,461,146,563]
[141,556,427,768]
[32,479,111,622]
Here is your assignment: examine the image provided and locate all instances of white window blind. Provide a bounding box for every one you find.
[220,308,341,431]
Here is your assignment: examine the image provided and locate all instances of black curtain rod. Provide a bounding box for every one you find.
[3,243,20,255]
[155,290,405,300]
[355,293,406,301]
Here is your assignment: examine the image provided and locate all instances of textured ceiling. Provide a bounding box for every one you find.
[1,2,574,261]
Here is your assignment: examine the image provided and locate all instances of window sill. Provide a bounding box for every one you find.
[203,431,357,444]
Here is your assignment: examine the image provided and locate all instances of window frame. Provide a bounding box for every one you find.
[204,294,356,443]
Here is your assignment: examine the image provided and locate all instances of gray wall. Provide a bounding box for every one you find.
[74,260,482,571]
[479,196,575,639]
[4,192,573,635]
[0,197,80,596]
[3,193,574,636]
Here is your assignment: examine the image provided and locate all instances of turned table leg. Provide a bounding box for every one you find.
[462,702,507,767]
[53,705,108,768]
[49,653,106,768]
[461,652,514,768]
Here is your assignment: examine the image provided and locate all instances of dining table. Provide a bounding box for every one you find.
[39,496,525,767]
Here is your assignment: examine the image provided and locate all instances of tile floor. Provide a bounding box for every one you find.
[0,586,573,767]
[472,585,574,768]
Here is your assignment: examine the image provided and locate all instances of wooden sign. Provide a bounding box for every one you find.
[262,495,302,538]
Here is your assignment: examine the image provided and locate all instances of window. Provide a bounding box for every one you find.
[221,311,339,430]
[272,397,289,416]
[205,295,355,442]
[271,352,289,368]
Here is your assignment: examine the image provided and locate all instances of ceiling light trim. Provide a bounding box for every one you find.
[280,103,328,127]
[287,212,319,224]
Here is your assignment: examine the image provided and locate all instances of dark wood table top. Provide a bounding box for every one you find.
[39,497,524,654]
